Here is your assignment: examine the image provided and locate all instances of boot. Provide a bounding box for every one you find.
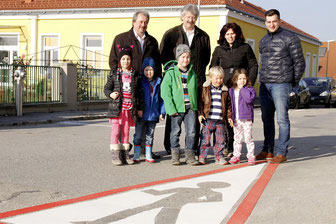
[145,146,155,163]
[185,149,199,166]
[110,144,122,166]
[171,148,181,165]
[133,145,141,163]
[122,143,134,165]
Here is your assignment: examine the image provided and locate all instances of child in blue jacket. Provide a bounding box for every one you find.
[133,57,165,163]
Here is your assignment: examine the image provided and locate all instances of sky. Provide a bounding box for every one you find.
[247,0,336,42]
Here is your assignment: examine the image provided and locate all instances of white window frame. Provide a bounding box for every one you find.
[80,33,104,69]
[0,33,20,64]
[246,38,255,52]
[305,52,311,78]
[39,33,60,66]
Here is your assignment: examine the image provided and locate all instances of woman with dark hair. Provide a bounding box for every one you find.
[210,22,258,159]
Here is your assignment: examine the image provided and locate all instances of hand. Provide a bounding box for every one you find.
[110,92,119,100]
[228,118,234,127]
[198,115,205,125]
[138,110,143,118]
[159,114,165,121]
[171,113,178,117]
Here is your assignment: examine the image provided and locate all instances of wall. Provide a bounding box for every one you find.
[318,41,336,80]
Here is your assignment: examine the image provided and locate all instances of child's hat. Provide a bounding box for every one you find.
[117,45,133,62]
[175,44,191,59]
[142,57,156,73]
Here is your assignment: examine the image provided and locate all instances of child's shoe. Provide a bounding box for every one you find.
[248,156,256,165]
[171,148,181,165]
[215,158,228,165]
[133,145,141,163]
[122,143,134,165]
[229,156,240,164]
[110,144,123,166]
[199,157,206,165]
[145,146,155,163]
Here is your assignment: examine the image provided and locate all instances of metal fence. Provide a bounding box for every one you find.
[77,67,110,101]
[0,64,61,104]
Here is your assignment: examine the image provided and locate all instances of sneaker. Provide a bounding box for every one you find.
[215,158,228,165]
[229,156,240,164]
[270,155,287,164]
[199,158,206,165]
[256,151,273,160]
[248,156,256,165]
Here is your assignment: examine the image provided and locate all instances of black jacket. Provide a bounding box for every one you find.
[104,69,144,122]
[210,40,258,87]
[259,27,305,87]
[109,28,162,77]
[160,24,211,88]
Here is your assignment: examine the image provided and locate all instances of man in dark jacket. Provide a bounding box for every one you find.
[160,4,211,155]
[109,10,161,159]
[257,9,305,164]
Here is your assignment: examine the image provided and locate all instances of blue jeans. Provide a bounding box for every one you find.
[133,121,156,146]
[170,109,197,151]
[259,83,291,156]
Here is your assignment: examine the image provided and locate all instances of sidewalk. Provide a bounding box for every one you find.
[0,109,107,127]
[0,98,260,127]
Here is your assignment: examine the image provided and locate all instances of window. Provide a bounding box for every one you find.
[41,35,59,66]
[246,38,255,52]
[0,34,19,64]
[305,53,311,78]
[82,35,103,69]
[312,54,317,77]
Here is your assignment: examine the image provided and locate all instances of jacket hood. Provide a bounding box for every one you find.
[202,79,228,91]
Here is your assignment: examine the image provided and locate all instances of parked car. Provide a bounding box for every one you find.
[303,77,336,108]
[289,79,311,109]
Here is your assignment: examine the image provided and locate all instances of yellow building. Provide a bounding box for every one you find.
[0,0,321,78]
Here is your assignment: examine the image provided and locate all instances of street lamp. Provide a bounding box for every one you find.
[326,40,335,77]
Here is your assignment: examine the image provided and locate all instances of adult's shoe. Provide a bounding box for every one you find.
[270,155,287,164]
[256,151,273,160]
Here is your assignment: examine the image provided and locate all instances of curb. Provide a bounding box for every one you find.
[0,114,107,127]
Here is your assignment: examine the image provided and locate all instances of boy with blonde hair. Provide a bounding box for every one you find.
[198,66,233,165]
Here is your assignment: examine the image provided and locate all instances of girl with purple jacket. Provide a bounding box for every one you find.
[228,69,256,165]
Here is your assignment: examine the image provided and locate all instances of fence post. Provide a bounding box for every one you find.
[14,66,26,116]
[54,62,77,110]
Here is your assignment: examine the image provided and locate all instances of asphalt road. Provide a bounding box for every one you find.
[0,106,335,223]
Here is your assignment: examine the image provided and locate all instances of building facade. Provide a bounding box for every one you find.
[0,0,321,78]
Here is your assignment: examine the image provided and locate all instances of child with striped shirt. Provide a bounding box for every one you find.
[198,66,233,165]
[161,44,199,166]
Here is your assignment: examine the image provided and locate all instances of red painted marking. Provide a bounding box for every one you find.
[227,163,279,224]
[0,161,268,220]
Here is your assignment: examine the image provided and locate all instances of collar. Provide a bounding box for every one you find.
[133,29,146,40]
[182,25,195,35]
[211,84,222,90]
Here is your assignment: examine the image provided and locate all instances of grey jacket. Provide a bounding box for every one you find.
[259,27,305,87]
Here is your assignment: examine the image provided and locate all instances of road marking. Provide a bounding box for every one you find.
[0,162,277,224]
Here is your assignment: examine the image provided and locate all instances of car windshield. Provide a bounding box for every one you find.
[305,79,328,87]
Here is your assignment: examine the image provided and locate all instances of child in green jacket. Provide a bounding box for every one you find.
[161,44,199,166]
